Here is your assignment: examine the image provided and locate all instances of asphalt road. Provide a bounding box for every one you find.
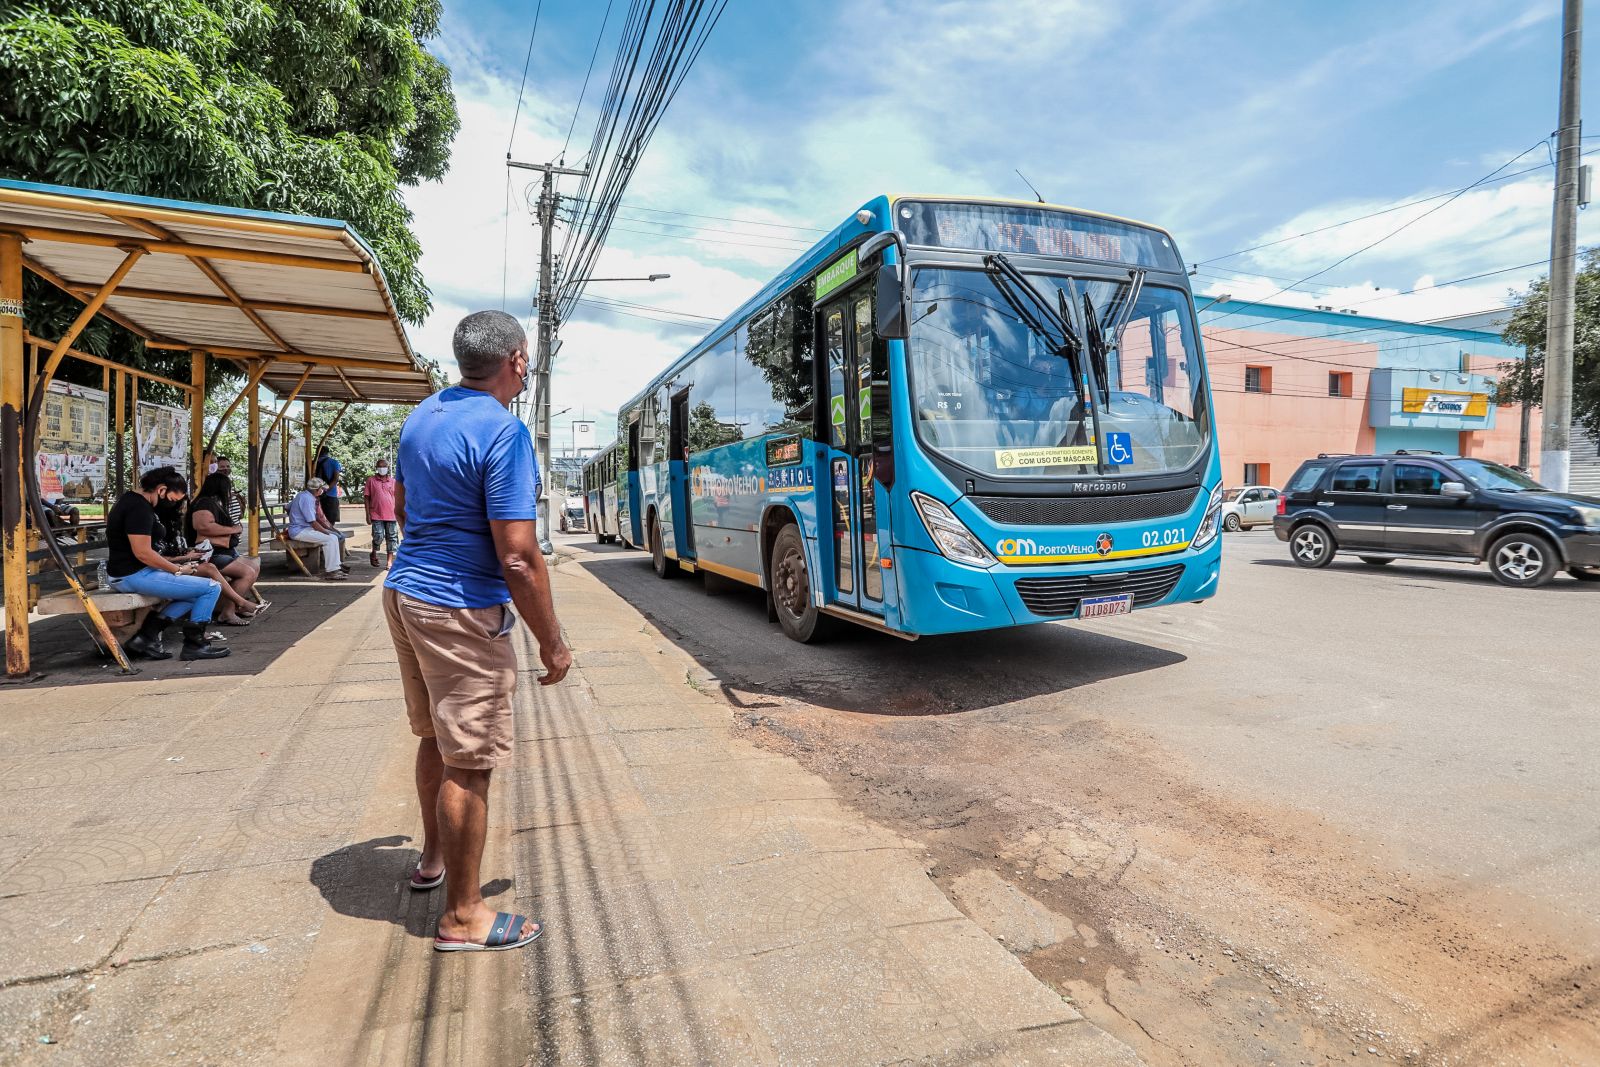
[560,528,1599,1066]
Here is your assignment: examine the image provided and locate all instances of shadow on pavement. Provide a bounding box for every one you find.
[309,835,512,938]
[575,543,1186,717]
[1249,556,1600,591]
[0,563,382,689]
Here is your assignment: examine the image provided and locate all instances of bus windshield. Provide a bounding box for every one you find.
[907,267,1209,479]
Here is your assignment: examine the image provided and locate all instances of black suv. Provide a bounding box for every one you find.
[1273,452,1600,587]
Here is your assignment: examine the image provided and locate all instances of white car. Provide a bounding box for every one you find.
[1221,485,1279,531]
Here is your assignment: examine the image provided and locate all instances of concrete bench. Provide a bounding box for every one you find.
[259,506,325,575]
[36,588,163,642]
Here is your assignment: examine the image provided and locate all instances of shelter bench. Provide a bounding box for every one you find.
[259,505,325,576]
[35,588,163,646]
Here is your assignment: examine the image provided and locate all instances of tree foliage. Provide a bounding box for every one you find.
[0,0,459,389]
[1499,249,1600,438]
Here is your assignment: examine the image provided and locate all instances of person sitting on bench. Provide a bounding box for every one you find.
[289,477,348,581]
[154,494,258,628]
[103,466,230,661]
[188,472,264,610]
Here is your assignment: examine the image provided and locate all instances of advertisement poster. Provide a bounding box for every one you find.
[260,430,283,499]
[135,399,190,477]
[37,381,108,501]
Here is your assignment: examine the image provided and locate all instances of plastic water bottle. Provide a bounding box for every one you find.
[95,558,110,589]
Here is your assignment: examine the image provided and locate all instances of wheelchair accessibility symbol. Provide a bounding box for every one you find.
[1106,432,1134,465]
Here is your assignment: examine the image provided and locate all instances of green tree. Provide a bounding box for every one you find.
[0,0,459,389]
[1499,249,1600,440]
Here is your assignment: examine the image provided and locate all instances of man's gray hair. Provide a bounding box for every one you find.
[453,310,526,379]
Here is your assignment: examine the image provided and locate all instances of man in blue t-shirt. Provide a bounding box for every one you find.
[383,310,571,954]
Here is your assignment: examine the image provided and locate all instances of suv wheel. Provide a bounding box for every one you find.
[1488,531,1558,588]
[1569,566,1600,582]
[1223,513,1242,532]
[1290,524,1336,568]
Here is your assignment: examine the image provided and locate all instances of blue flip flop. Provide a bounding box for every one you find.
[409,865,445,891]
[434,912,542,953]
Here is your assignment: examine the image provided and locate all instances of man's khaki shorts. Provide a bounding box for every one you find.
[383,587,517,770]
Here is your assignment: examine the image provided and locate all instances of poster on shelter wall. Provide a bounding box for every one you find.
[37,381,108,501]
[260,430,284,501]
[135,400,190,479]
[287,436,306,495]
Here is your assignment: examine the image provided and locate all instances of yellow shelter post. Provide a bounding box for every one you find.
[190,351,206,492]
[1,233,29,676]
[247,381,261,556]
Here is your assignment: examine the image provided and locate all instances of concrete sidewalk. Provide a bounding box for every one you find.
[0,545,1142,1065]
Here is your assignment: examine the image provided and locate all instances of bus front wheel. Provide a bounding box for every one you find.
[651,518,678,579]
[768,524,833,643]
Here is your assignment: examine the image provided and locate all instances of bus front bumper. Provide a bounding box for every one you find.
[893,541,1222,636]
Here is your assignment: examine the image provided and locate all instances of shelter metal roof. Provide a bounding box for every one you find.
[0,178,438,404]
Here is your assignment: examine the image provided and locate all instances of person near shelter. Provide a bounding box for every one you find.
[364,459,400,569]
[384,309,571,953]
[153,493,258,627]
[215,455,246,524]
[288,477,348,581]
[103,466,230,661]
[188,471,264,610]
[315,445,343,524]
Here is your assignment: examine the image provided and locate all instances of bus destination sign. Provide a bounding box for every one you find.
[896,200,1183,272]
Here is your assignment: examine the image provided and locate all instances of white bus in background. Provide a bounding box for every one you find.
[580,443,621,543]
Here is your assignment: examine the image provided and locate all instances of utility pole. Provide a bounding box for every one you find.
[1542,0,1582,491]
[508,157,587,553]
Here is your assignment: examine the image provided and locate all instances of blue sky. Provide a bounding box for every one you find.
[404,0,1595,449]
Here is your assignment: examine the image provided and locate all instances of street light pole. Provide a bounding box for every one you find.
[1541,0,1582,491]
[508,157,587,553]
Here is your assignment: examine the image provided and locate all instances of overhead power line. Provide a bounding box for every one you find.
[506,0,546,156]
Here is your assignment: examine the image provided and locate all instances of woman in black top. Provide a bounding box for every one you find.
[187,472,263,607]
[102,466,229,661]
[154,496,257,626]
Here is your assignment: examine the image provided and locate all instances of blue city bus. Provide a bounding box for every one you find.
[591,195,1223,642]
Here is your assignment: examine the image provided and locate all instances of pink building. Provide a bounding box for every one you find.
[1200,301,1538,488]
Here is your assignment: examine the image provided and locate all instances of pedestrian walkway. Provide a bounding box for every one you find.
[0,544,1142,1066]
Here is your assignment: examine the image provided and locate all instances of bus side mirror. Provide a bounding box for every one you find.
[875,263,908,340]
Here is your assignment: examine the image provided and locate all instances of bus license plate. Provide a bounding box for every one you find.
[1079,593,1133,619]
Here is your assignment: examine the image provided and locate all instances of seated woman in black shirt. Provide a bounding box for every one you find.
[153,498,258,627]
[186,472,263,608]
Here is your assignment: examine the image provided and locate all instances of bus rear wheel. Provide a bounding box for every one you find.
[768,524,833,643]
[650,518,677,579]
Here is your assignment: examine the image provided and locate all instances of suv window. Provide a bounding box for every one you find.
[1238,489,1259,503]
[1288,462,1332,492]
[1329,462,1383,493]
[1393,463,1445,495]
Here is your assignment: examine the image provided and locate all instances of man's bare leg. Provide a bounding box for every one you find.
[435,765,503,942]
[415,738,444,880]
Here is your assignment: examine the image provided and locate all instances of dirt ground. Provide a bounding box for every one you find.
[732,701,1596,1067]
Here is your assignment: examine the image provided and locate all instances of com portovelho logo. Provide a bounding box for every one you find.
[995,533,1115,559]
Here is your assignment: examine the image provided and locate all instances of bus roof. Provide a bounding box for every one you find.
[614,193,1179,416]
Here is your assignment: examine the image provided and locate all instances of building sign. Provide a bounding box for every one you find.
[1400,388,1489,417]
[37,381,107,501]
[572,420,596,453]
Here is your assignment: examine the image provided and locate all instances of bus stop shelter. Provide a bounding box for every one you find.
[0,178,438,678]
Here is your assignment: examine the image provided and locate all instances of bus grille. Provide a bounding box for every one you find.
[1015,563,1185,617]
[970,487,1199,526]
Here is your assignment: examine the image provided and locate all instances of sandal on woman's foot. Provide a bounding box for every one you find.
[409,865,445,891]
[434,913,542,952]
[216,616,251,627]
[320,571,347,582]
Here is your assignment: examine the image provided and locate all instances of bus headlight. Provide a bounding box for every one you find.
[911,491,997,568]
[1190,484,1225,551]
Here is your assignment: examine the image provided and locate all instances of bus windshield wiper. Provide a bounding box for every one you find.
[1077,268,1146,408]
[983,253,1099,464]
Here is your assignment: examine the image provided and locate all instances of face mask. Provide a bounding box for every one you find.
[207,462,218,474]
[376,467,389,477]
[518,352,532,396]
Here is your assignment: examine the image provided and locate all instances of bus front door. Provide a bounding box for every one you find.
[668,389,695,560]
[820,285,887,613]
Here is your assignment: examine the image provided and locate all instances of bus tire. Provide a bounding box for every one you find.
[650,517,678,579]
[768,524,833,643]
